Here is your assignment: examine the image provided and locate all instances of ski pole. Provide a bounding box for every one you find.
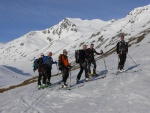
[127,54,138,66]
[91,64,100,74]
[56,62,61,76]
[102,54,107,71]
[101,50,107,71]
[69,69,72,88]
[70,63,77,69]
[118,55,120,70]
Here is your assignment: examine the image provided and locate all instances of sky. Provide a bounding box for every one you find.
[0,0,150,43]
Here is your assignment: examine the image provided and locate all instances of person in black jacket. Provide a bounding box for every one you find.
[36,53,46,89]
[116,35,128,72]
[87,44,103,76]
[76,44,89,83]
[44,52,57,85]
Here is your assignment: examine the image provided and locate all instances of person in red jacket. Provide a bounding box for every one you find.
[61,49,71,88]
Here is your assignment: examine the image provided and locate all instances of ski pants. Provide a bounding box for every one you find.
[62,68,69,84]
[45,66,52,82]
[77,61,89,80]
[38,67,46,85]
[88,60,96,74]
[118,53,127,69]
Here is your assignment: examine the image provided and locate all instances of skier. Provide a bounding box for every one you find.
[60,49,71,88]
[87,44,103,76]
[44,52,57,86]
[76,44,89,84]
[36,53,46,89]
[116,34,128,72]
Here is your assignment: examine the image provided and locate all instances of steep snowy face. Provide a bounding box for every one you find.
[128,5,150,16]
[42,18,108,42]
[42,18,78,41]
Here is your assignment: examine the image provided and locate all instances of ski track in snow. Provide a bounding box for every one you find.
[1,67,150,113]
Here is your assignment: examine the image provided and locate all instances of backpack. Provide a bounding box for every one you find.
[75,50,80,63]
[33,59,38,71]
[58,54,64,70]
[119,41,128,51]
[43,56,49,65]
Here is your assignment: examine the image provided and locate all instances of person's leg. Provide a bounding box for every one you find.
[47,67,51,83]
[44,67,48,82]
[77,63,84,80]
[38,67,42,85]
[42,74,46,85]
[40,67,46,85]
[92,60,97,74]
[38,73,42,85]
[84,62,89,79]
[62,69,66,83]
[88,61,91,74]
[122,53,127,69]
[63,69,69,85]
[119,54,124,70]
[45,67,50,82]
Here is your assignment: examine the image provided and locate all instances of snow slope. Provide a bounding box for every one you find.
[0,65,29,88]
[0,32,150,113]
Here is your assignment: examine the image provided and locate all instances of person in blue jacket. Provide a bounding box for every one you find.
[43,52,57,86]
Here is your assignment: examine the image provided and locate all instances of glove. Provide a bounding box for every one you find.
[55,61,58,65]
[67,65,71,70]
[101,50,103,54]
[68,65,72,69]
[65,66,69,70]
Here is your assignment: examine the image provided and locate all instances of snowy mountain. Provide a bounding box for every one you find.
[0,4,150,88]
[0,43,4,47]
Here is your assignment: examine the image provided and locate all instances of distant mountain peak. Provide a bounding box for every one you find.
[128,4,150,16]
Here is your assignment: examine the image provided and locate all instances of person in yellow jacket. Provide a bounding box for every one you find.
[61,49,71,88]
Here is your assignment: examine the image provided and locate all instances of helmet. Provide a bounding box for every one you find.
[40,53,44,56]
[63,49,67,53]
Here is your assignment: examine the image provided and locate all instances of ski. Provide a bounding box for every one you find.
[33,80,62,92]
[112,69,142,75]
[58,86,71,90]
[69,83,84,90]
[89,71,107,80]
[124,69,142,73]
[116,70,128,75]
[92,74,106,80]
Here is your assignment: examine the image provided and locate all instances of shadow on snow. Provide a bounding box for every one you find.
[2,65,31,76]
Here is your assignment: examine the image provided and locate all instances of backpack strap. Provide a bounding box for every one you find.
[43,56,49,64]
